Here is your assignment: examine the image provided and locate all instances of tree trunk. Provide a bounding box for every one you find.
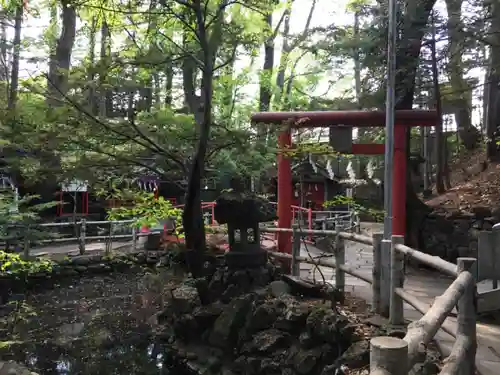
[46,0,76,109]
[98,21,110,117]
[218,44,238,119]
[0,10,8,85]
[274,0,316,110]
[181,30,202,120]
[138,82,153,112]
[182,0,226,282]
[257,5,286,135]
[87,17,97,114]
[273,6,291,109]
[393,0,437,248]
[153,72,161,105]
[258,12,274,114]
[445,0,480,150]
[127,74,135,121]
[353,8,365,139]
[165,60,173,106]
[353,10,361,106]
[7,4,23,110]
[482,52,490,134]
[485,0,500,160]
[430,13,445,194]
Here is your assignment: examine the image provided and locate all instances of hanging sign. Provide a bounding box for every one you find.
[329,125,353,153]
[346,188,353,198]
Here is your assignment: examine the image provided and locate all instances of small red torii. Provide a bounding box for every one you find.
[251,109,438,254]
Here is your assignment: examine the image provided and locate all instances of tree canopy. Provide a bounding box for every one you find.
[0,0,497,267]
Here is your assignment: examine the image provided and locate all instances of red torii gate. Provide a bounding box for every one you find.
[251,109,438,254]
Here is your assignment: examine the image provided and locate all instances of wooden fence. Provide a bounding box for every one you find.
[2,219,142,258]
[261,226,477,375]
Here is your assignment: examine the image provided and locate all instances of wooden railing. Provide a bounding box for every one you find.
[261,226,477,375]
[2,219,144,257]
[265,202,360,243]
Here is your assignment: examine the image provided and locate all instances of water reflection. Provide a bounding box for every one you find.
[0,272,192,374]
[1,336,191,375]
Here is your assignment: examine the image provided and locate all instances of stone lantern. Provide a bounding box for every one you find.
[214,192,277,268]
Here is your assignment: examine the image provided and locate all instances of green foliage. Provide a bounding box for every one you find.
[0,251,53,277]
[281,143,349,158]
[0,193,59,248]
[104,190,182,233]
[323,195,384,222]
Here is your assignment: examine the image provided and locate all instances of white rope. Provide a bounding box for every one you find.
[326,159,335,180]
[308,153,318,174]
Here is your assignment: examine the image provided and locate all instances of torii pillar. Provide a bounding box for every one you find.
[251,110,438,254]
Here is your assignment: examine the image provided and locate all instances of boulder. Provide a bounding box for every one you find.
[246,301,280,332]
[306,308,337,343]
[209,294,254,349]
[173,314,198,341]
[171,285,201,314]
[336,340,370,369]
[192,304,224,333]
[290,346,325,375]
[269,280,291,298]
[274,300,311,333]
[240,329,290,354]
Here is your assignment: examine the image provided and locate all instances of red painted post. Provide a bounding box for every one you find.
[307,208,313,242]
[58,191,63,216]
[211,203,215,226]
[392,125,407,236]
[84,192,89,215]
[278,129,293,254]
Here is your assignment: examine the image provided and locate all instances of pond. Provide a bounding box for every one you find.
[0,269,193,375]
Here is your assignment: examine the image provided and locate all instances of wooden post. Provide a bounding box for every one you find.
[372,233,383,314]
[132,226,137,251]
[291,224,300,276]
[380,239,392,317]
[390,235,405,325]
[370,336,408,375]
[335,225,345,294]
[23,225,30,260]
[105,221,113,255]
[492,230,499,289]
[456,257,477,375]
[478,230,498,286]
[79,219,86,255]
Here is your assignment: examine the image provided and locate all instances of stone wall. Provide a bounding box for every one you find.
[421,207,498,262]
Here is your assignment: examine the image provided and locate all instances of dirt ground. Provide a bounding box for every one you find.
[425,150,500,212]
